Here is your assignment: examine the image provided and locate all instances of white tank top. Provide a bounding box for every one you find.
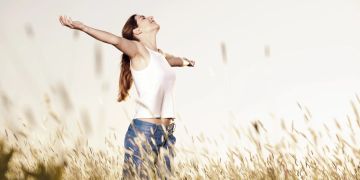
[130,46,177,119]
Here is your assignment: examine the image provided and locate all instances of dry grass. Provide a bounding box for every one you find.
[1,92,360,179]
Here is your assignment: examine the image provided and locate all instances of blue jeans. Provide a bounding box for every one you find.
[122,118,176,179]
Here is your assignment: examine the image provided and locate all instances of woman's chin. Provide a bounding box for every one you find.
[152,25,160,32]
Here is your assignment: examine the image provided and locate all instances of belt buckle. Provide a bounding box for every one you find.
[166,122,176,134]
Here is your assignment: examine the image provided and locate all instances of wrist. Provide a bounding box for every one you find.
[81,24,88,32]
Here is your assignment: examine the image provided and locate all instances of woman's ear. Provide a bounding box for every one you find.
[133,28,142,36]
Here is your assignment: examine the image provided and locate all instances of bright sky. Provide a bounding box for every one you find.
[1,0,360,154]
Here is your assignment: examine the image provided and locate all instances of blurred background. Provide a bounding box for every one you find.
[1,0,360,156]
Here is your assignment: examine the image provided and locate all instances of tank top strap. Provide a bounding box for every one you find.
[144,46,155,53]
[144,46,165,57]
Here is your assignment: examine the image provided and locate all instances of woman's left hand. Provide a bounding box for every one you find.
[59,15,85,31]
[183,57,195,67]
[188,60,195,67]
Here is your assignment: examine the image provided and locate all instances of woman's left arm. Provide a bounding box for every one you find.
[159,49,195,67]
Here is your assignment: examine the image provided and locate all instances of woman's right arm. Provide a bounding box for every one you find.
[59,15,139,58]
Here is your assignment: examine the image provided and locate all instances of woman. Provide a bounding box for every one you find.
[59,14,195,179]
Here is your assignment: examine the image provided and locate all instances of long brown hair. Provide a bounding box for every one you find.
[117,14,139,102]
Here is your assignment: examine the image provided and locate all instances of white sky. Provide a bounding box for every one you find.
[1,0,360,153]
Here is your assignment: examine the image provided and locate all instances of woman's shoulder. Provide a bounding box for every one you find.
[130,43,151,71]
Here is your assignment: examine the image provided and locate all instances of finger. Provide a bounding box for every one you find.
[60,16,65,25]
[61,17,67,26]
[64,16,68,24]
[63,20,71,28]
[59,16,63,25]
[60,17,65,26]
[69,19,73,27]
[65,17,71,26]
[68,17,73,25]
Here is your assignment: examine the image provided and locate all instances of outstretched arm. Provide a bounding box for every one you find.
[59,15,139,58]
[159,49,195,67]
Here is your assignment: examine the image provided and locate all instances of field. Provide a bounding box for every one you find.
[1,89,360,179]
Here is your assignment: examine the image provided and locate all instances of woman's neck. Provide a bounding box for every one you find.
[141,34,158,52]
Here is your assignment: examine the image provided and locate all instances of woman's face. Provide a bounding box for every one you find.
[134,14,160,34]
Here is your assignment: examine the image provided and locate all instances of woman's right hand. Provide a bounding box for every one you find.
[59,15,85,31]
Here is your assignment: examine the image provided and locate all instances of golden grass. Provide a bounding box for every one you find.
[1,95,360,179]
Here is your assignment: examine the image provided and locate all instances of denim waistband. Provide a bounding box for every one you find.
[132,118,158,127]
[133,118,175,125]
[132,118,175,132]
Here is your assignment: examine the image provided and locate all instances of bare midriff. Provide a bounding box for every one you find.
[137,117,174,126]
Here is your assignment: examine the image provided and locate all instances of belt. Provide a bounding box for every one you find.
[165,122,176,135]
[137,117,174,126]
